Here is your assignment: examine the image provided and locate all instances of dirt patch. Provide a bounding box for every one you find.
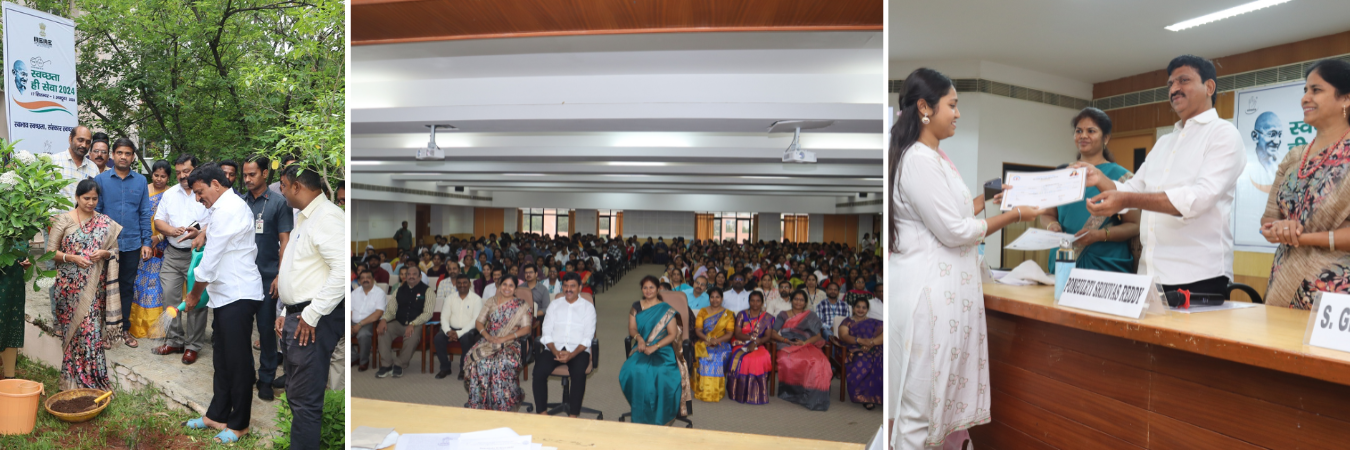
[50,396,98,414]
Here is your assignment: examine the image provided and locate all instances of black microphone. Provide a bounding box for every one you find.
[1163,290,1226,308]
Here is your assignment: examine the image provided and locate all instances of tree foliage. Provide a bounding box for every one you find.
[2,0,345,188]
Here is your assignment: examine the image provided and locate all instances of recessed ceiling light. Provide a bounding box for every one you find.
[742,176,790,179]
[351,161,382,165]
[1165,0,1294,32]
[606,162,667,166]
[602,174,651,178]
[505,173,546,176]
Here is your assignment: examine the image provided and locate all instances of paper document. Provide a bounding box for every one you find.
[1005,228,1079,251]
[1001,167,1088,211]
[396,433,461,450]
[1171,302,1260,314]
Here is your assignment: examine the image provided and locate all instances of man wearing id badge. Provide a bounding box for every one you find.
[242,155,293,401]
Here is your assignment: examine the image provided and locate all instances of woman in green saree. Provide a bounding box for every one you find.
[619,275,690,425]
[1042,107,1140,273]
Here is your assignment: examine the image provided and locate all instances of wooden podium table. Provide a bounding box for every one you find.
[350,398,865,450]
[971,283,1350,449]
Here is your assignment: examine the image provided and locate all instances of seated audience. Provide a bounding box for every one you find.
[351,270,385,372]
[692,290,735,402]
[464,275,532,411]
[839,297,882,409]
[375,266,435,378]
[433,275,483,379]
[619,276,689,425]
[728,291,775,405]
[773,289,831,411]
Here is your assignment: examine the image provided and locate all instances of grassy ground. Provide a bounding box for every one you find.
[0,354,268,449]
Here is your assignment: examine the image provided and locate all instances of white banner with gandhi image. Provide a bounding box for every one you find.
[1233,81,1312,252]
[2,2,76,154]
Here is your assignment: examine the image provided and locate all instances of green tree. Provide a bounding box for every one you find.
[1,0,344,186]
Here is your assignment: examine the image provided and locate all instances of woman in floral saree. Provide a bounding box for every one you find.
[464,275,533,411]
[692,290,734,402]
[48,180,121,391]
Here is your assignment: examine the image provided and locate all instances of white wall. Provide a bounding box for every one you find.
[352,199,416,242]
[858,213,875,244]
[758,212,781,242]
[975,94,1080,268]
[503,208,518,233]
[574,209,598,235]
[808,214,825,243]
[887,59,1093,100]
[429,204,474,236]
[623,210,695,240]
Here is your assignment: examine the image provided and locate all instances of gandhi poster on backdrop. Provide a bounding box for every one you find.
[1233,81,1309,252]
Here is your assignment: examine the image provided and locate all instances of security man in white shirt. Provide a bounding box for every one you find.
[1075,55,1245,294]
[533,272,596,417]
[275,164,347,450]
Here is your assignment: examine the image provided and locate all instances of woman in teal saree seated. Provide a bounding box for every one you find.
[1043,107,1140,273]
[619,275,691,425]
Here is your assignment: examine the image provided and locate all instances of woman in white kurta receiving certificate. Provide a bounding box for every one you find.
[888,68,1044,450]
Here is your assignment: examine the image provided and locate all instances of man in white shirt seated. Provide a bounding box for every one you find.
[482,267,503,300]
[532,273,596,418]
[433,274,483,380]
[1073,54,1244,295]
[351,269,385,372]
[722,273,751,313]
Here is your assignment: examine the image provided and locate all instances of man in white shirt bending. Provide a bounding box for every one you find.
[151,155,209,364]
[351,269,385,372]
[180,163,263,443]
[433,274,483,379]
[533,273,596,418]
[1075,54,1244,294]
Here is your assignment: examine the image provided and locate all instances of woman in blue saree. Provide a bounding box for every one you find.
[619,276,690,425]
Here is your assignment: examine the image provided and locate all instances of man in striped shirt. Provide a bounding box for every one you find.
[49,126,99,201]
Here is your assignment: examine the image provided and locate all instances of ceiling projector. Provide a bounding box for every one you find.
[769,120,833,164]
[417,124,453,161]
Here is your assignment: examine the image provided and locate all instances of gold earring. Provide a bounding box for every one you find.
[921,114,930,125]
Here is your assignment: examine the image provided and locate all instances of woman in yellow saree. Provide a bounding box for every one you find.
[692,290,734,402]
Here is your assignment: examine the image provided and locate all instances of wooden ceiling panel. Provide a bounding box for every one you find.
[352,0,882,45]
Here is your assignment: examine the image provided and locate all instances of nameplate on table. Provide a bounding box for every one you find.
[1056,268,1155,319]
[1306,292,1350,354]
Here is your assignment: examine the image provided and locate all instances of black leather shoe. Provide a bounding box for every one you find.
[257,383,275,401]
[273,375,287,389]
[435,369,452,379]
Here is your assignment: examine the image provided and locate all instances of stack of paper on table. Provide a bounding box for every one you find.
[394,427,556,450]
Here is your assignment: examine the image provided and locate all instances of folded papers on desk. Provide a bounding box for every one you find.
[394,427,555,450]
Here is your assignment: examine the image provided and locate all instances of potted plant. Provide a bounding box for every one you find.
[0,139,74,290]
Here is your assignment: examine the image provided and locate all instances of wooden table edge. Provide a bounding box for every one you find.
[983,288,1350,387]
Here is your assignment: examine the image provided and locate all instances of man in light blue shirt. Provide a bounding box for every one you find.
[93,138,152,345]
[688,276,710,314]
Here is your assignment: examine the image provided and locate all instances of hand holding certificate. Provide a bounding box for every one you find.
[1000,167,1088,211]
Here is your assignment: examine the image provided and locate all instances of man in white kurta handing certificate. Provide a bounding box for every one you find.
[1000,167,1088,211]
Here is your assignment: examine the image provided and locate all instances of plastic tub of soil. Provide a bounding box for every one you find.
[44,389,112,423]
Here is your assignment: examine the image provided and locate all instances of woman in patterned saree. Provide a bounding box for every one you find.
[1263,59,1350,308]
[128,160,171,340]
[727,291,774,404]
[839,297,882,409]
[48,180,122,391]
[692,289,734,402]
[619,275,690,425]
[773,289,831,411]
[464,274,533,411]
